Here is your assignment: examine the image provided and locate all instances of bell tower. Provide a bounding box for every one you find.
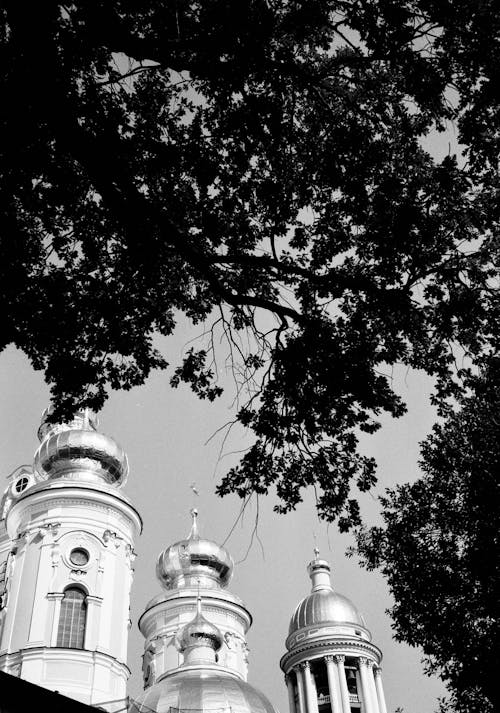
[281,551,388,713]
[0,409,142,707]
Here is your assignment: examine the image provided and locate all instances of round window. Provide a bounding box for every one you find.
[69,548,90,567]
[14,476,30,494]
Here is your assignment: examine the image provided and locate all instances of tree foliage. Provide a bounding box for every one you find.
[1,1,499,525]
[356,362,500,713]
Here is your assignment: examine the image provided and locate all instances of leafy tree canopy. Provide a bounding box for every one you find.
[356,361,500,712]
[1,1,499,526]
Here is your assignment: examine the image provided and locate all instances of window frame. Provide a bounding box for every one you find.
[56,585,88,649]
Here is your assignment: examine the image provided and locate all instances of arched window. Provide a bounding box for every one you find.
[56,586,87,649]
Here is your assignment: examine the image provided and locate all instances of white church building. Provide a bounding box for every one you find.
[0,411,388,713]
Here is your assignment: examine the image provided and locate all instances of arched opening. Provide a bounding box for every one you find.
[56,586,87,649]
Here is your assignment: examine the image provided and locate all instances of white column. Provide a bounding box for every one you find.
[310,665,319,707]
[286,672,298,713]
[301,661,319,713]
[295,665,307,713]
[367,661,380,713]
[300,661,318,713]
[358,658,375,713]
[325,655,342,713]
[334,655,351,713]
[374,667,388,713]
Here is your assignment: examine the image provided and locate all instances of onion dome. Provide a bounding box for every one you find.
[288,549,366,634]
[157,509,233,590]
[175,596,224,657]
[129,669,277,713]
[33,407,128,487]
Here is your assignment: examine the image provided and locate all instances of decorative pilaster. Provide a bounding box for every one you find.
[324,655,342,713]
[286,672,298,713]
[334,655,351,713]
[47,592,64,646]
[84,595,103,650]
[374,667,388,713]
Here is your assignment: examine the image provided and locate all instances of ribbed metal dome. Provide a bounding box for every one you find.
[289,589,366,634]
[157,510,233,590]
[33,407,128,486]
[129,669,277,713]
[288,552,366,635]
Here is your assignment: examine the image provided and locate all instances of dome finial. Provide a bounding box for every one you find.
[307,551,332,592]
[189,507,199,539]
[196,576,202,616]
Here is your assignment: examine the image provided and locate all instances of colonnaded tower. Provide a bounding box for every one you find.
[130,508,277,713]
[0,409,142,707]
[281,551,388,713]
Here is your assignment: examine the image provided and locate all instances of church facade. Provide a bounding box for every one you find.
[0,412,388,713]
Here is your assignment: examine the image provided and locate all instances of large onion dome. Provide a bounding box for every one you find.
[129,669,277,713]
[33,407,128,486]
[157,509,233,590]
[288,551,366,635]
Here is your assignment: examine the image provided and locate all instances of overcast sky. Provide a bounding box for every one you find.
[0,318,447,713]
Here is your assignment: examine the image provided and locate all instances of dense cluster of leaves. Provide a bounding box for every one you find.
[1,1,499,526]
[356,361,500,712]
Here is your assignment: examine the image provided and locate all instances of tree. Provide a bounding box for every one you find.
[356,360,500,712]
[1,2,499,526]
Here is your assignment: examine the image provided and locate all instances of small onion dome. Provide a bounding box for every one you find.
[175,597,223,654]
[288,550,366,634]
[129,669,278,713]
[33,407,128,487]
[157,509,233,590]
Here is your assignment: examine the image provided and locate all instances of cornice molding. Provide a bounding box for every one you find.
[139,593,251,635]
[280,637,381,673]
[7,487,142,537]
[3,645,131,675]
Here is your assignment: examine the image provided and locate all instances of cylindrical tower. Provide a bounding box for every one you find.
[280,551,388,713]
[132,509,277,713]
[0,409,142,708]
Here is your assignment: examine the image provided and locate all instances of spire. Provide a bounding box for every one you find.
[307,547,333,592]
[189,507,199,540]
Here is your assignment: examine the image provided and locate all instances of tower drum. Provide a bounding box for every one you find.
[0,410,142,708]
